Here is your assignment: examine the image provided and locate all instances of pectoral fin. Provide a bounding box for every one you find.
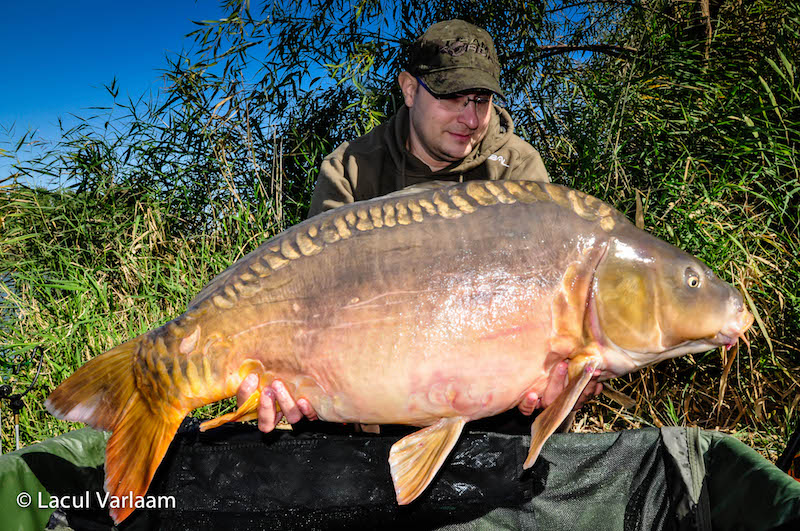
[524,358,600,469]
[389,416,467,504]
[199,390,260,432]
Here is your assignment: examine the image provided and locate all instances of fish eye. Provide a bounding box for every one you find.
[685,267,701,288]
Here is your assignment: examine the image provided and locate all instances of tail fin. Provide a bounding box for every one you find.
[46,337,185,523]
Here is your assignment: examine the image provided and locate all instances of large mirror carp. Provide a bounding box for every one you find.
[46,180,753,523]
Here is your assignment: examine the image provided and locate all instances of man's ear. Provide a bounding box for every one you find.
[398,72,417,107]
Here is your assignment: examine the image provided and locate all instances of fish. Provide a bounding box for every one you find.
[46,180,754,523]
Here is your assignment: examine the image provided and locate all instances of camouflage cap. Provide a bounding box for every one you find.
[407,20,503,98]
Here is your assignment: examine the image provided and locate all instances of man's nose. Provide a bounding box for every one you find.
[458,100,480,128]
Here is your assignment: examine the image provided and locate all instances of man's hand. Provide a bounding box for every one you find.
[236,374,318,433]
[516,360,603,416]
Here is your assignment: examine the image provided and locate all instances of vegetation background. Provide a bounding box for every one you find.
[1,0,798,461]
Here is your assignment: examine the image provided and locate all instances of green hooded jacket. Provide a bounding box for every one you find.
[308,104,549,217]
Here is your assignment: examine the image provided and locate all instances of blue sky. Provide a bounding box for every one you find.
[0,1,224,184]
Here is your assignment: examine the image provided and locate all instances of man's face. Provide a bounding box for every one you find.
[399,72,493,171]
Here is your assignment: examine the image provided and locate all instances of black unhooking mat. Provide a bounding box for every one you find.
[3,421,800,530]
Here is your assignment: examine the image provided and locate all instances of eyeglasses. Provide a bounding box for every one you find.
[415,77,493,113]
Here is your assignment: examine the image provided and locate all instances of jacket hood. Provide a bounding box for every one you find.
[383,104,515,182]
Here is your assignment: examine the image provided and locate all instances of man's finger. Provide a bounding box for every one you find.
[257,386,281,433]
[584,381,603,399]
[518,391,540,416]
[272,380,303,424]
[541,361,569,408]
[297,398,319,421]
[237,373,258,405]
[572,381,603,411]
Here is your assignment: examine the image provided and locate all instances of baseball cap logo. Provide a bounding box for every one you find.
[440,39,490,59]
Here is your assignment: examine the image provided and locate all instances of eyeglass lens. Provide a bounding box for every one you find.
[416,77,491,112]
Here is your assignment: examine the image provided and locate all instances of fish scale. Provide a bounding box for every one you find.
[45,180,752,524]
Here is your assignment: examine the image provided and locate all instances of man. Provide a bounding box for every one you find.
[307,19,549,217]
[238,19,601,432]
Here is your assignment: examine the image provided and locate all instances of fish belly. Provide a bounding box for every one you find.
[286,316,558,426]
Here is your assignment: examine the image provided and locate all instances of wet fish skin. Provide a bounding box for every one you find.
[45,180,753,523]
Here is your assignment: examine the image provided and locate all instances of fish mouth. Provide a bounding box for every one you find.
[712,307,755,350]
[710,332,740,350]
